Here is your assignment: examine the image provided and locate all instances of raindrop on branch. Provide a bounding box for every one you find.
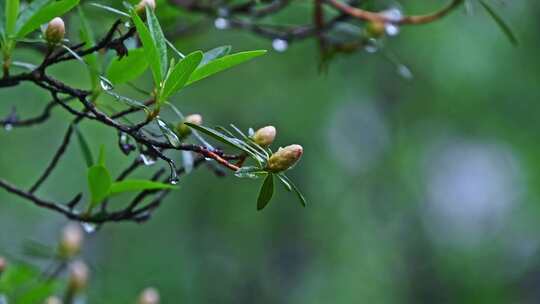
[81,222,97,234]
[364,38,380,53]
[385,24,400,36]
[272,39,288,52]
[4,124,13,131]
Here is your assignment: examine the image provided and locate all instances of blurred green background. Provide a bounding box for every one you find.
[2,0,540,302]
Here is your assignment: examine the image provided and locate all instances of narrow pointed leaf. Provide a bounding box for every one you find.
[89,2,130,17]
[145,6,167,78]
[109,179,176,195]
[88,165,112,206]
[479,0,518,46]
[15,0,48,33]
[187,50,267,86]
[277,174,292,191]
[281,174,306,207]
[131,9,161,87]
[201,45,231,66]
[161,51,202,100]
[106,48,149,84]
[16,0,80,38]
[157,119,181,148]
[257,173,274,210]
[6,0,19,36]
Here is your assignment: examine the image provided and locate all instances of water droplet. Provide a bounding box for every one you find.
[4,124,12,131]
[81,222,97,234]
[272,39,288,52]
[169,168,179,185]
[214,18,230,30]
[124,21,131,28]
[364,38,380,53]
[99,76,114,91]
[139,154,157,166]
[385,23,400,36]
[397,64,413,80]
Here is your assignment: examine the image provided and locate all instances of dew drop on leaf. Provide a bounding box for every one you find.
[99,76,114,91]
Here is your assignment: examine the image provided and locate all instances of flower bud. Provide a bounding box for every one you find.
[44,296,62,304]
[252,126,276,147]
[364,20,385,38]
[68,261,89,293]
[0,256,6,274]
[136,0,156,16]
[176,114,203,138]
[58,223,83,259]
[266,144,303,172]
[138,287,160,304]
[45,17,65,45]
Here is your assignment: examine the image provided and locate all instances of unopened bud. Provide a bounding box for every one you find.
[138,287,160,304]
[136,0,156,16]
[44,296,62,304]
[45,17,65,45]
[176,114,203,138]
[0,256,6,274]
[364,20,385,38]
[266,144,303,172]
[68,261,89,293]
[58,223,83,259]
[252,126,276,147]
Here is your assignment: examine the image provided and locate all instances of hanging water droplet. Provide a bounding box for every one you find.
[214,18,230,30]
[124,21,131,28]
[385,23,400,36]
[139,154,157,166]
[397,64,414,80]
[169,168,179,185]
[364,38,379,53]
[272,39,288,52]
[81,222,97,234]
[99,76,114,91]
[4,124,12,131]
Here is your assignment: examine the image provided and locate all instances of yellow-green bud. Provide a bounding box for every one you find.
[364,20,385,38]
[252,126,276,147]
[44,296,62,304]
[68,261,89,293]
[58,223,83,259]
[176,114,203,138]
[266,144,303,172]
[136,0,156,16]
[45,17,65,45]
[0,256,6,274]
[138,287,160,304]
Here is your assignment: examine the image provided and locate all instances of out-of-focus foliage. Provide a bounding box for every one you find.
[1,0,540,303]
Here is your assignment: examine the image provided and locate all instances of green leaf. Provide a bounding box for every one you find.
[74,126,94,167]
[201,45,231,66]
[78,6,99,89]
[106,48,149,84]
[89,2,130,17]
[131,8,161,87]
[257,173,274,210]
[479,0,518,46]
[235,166,268,179]
[16,0,80,38]
[277,174,292,191]
[110,179,176,194]
[160,51,202,101]
[187,50,267,86]
[157,119,181,148]
[145,6,168,78]
[97,145,106,166]
[0,4,5,40]
[280,174,306,207]
[15,0,48,34]
[5,0,19,36]
[87,165,112,206]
